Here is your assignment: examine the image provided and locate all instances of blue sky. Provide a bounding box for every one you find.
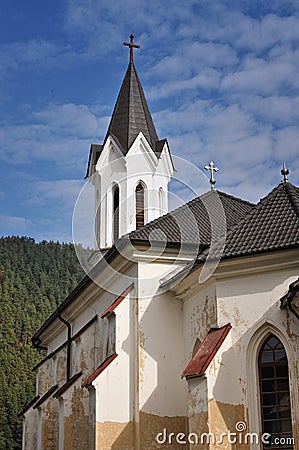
[1,0,299,242]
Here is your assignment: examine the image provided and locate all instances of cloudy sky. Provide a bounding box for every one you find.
[1,0,299,242]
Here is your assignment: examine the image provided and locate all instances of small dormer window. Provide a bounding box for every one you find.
[136,183,145,229]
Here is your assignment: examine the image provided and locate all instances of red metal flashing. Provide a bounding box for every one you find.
[182,324,232,379]
[53,371,82,398]
[18,395,40,417]
[33,385,58,409]
[82,353,118,388]
[101,285,133,319]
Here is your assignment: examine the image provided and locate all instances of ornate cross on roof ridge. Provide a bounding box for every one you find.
[205,161,219,191]
[123,34,140,62]
[281,162,289,183]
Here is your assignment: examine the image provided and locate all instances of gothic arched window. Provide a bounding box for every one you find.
[135,182,145,229]
[258,334,293,448]
[113,186,119,242]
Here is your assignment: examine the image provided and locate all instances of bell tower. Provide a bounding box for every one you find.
[85,35,173,250]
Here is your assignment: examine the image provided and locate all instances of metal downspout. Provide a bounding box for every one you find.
[58,313,72,381]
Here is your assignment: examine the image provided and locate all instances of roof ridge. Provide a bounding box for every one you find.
[133,63,158,148]
[284,182,299,217]
[129,190,212,238]
[216,190,256,207]
[129,189,252,239]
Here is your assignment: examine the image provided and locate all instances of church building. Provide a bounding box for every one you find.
[20,35,299,450]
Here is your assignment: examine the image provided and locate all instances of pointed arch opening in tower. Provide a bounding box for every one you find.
[135,182,145,229]
[113,185,120,242]
[158,187,164,215]
[258,333,293,448]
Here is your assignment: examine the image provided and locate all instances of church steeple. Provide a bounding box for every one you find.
[104,61,159,154]
[87,35,173,250]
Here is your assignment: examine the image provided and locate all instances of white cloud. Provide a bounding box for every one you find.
[221,57,299,96]
[148,69,220,100]
[0,40,78,79]
[25,179,84,210]
[0,214,31,234]
[245,95,299,126]
[0,103,109,170]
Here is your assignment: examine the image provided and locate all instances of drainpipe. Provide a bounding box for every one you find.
[58,313,72,381]
[288,297,299,320]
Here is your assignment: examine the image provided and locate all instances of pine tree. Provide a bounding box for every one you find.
[0,236,85,449]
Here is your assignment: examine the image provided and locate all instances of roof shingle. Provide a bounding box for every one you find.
[130,190,255,246]
[104,61,159,154]
[222,182,299,258]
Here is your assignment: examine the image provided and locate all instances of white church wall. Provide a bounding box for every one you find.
[204,265,299,447]
[138,262,188,415]
[93,287,136,449]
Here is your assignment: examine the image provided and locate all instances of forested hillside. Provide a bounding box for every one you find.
[0,236,85,450]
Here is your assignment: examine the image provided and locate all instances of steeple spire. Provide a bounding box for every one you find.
[103,36,159,154]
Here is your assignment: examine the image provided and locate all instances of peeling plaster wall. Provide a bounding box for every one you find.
[181,266,299,449]
[41,398,59,450]
[214,269,299,446]
[139,411,188,449]
[182,281,217,365]
[23,409,37,450]
[63,386,92,449]
[187,377,209,450]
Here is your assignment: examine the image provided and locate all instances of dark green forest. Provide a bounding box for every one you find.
[0,236,85,450]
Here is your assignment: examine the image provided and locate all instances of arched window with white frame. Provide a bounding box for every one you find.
[135,182,145,229]
[258,333,293,448]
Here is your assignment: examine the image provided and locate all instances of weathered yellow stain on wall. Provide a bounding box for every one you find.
[96,420,135,450]
[64,387,92,450]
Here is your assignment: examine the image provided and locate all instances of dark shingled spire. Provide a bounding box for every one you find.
[104,61,159,154]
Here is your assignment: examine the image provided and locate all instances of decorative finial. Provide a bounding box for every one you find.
[281,162,289,183]
[205,161,219,191]
[123,34,140,62]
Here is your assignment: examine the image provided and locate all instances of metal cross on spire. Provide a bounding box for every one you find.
[123,34,140,62]
[205,161,219,191]
[281,162,289,183]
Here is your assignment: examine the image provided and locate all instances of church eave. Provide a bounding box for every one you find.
[31,241,126,347]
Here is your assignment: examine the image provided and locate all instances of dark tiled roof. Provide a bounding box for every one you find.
[85,144,103,179]
[130,190,255,246]
[104,61,159,154]
[181,324,232,378]
[222,182,299,258]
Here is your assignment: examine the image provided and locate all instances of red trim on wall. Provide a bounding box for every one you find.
[101,285,133,319]
[53,371,82,398]
[18,395,40,417]
[182,324,232,379]
[33,385,58,409]
[81,353,118,388]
